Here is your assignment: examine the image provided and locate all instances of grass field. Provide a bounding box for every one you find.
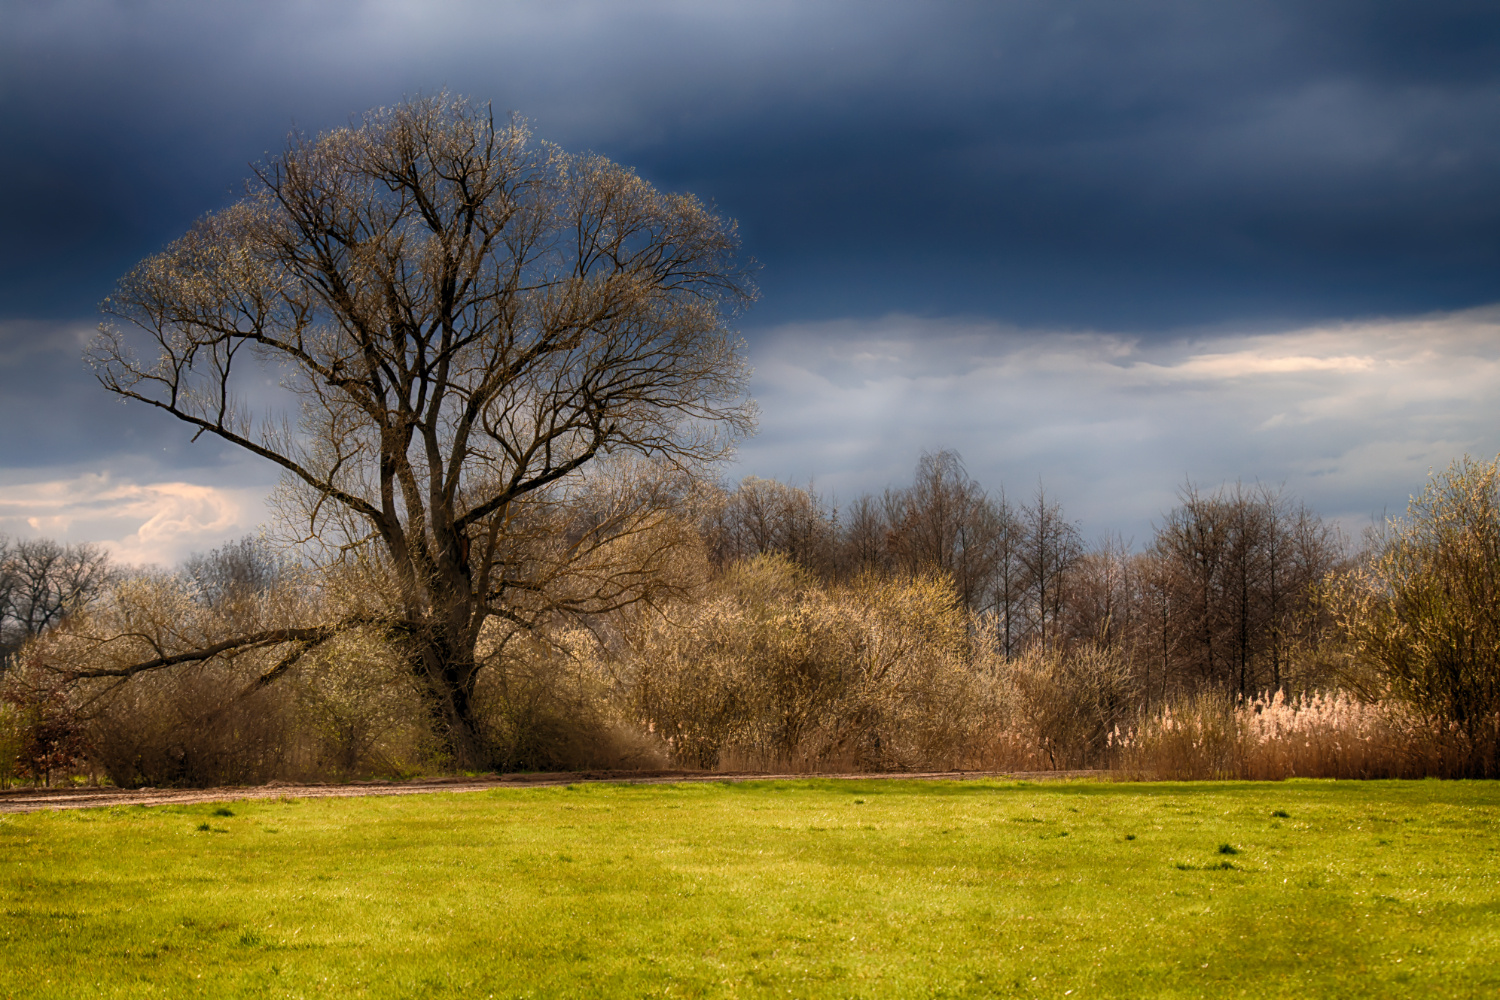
[1,778,1498,998]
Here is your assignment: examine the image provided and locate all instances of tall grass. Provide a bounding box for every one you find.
[1114,690,1495,779]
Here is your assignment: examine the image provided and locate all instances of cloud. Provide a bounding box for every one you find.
[6,304,1497,560]
[0,473,265,566]
[4,1,1500,326]
[734,306,1500,541]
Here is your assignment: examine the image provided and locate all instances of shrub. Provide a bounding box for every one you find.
[85,664,298,787]
[0,681,91,786]
[1326,456,1500,775]
[623,554,1007,771]
[0,701,21,788]
[474,626,668,773]
[1005,643,1137,769]
[290,629,435,778]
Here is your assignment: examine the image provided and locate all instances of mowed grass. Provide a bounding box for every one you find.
[2,779,1498,998]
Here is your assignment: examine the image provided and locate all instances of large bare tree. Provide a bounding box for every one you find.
[88,95,756,764]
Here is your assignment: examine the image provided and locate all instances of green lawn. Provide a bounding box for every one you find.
[1,779,1498,998]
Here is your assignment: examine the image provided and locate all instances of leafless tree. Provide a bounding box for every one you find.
[1149,482,1343,696]
[990,489,1027,658]
[704,477,835,574]
[1153,483,1231,686]
[885,451,1001,611]
[838,493,887,577]
[86,94,756,765]
[1018,484,1081,652]
[0,537,116,663]
[1135,549,1184,708]
[183,535,290,608]
[1064,534,1136,650]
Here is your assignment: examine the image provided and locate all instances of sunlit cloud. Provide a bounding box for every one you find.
[0,473,262,566]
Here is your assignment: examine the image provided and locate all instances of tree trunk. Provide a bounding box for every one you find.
[410,627,488,770]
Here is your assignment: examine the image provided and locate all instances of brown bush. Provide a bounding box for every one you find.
[85,665,298,787]
[0,672,91,786]
[474,626,669,773]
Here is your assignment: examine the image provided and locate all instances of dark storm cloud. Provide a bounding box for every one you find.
[0,319,266,474]
[4,0,1500,327]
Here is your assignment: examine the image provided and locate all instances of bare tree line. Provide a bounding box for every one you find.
[702,450,1347,705]
[16,453,1500,785]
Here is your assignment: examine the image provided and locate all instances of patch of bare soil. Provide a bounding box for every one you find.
[0,769,1106,814]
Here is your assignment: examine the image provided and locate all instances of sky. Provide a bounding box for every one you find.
[3,0,1500,563]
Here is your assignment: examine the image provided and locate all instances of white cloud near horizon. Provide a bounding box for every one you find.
[733,307,1500,543]
[0,473,265,566]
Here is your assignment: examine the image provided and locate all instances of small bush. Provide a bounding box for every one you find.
[475,627,668,773]
[290,629,435,779]
[0,702,20,789]
[0,677,91,786]
[1005,643,1137,769]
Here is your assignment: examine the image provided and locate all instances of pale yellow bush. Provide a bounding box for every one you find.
[474,624,670,773]
[1004,643,1138,769]
[289,628,435,778]
[30,570,437,786]
[622,554,1012,771]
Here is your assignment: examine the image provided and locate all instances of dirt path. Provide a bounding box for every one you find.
[0,769,1105,814]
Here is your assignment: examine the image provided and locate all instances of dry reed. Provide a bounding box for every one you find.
[1115,689,1497,779]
